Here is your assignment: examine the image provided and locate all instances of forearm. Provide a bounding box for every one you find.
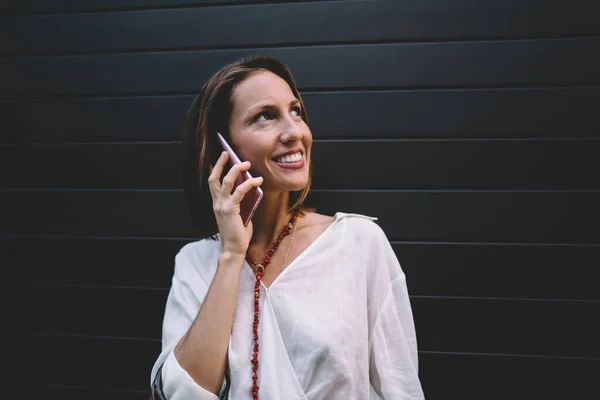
[173,251,244,394]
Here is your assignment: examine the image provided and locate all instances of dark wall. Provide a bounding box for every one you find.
[2,1,599,399]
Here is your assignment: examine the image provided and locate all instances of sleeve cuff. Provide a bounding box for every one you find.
[160,349,222,400]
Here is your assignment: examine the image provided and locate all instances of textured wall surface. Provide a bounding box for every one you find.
[2,1,599,398]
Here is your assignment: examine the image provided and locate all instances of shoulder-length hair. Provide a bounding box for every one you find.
[181,55,312,239]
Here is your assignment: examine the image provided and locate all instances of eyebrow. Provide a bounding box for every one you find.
[245,99,301,118]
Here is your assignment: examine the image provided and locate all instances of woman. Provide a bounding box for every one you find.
[151,56,424,400]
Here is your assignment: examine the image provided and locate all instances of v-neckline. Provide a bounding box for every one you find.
[244,212,343,291]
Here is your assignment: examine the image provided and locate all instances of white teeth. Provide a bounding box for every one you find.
[275,152,302,163]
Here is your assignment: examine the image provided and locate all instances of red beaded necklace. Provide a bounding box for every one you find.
[245,208,301,400]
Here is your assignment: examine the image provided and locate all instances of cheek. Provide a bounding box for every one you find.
[303,127,314,150]
[230,133,264,163]
[238,143,269,167]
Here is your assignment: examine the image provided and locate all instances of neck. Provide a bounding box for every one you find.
[251,191,293,249]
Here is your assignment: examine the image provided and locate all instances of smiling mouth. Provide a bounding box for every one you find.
[273,151,302,164]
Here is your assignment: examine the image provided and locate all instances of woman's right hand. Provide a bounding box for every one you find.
[208,151,263,259]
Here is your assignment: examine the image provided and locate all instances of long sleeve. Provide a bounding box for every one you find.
[369,276,424,399]
[150,244,224,400]
[366,223,425,399]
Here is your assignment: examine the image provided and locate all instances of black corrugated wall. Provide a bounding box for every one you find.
[1,1,599,399]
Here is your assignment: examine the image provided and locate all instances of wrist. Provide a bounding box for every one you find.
[218,250,246,269]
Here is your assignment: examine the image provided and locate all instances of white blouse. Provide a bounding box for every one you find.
[151,212,425,399]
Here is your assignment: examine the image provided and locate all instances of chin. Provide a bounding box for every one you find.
[288,183,308,192]
[285,174,310,192]
[262,177,308,193]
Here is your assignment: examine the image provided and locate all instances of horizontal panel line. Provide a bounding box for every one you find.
[3,0,347,17]
[3,188,600,193]
[313,189,600,193]
[0,188,176,192]
[299,84,600,94]
[301,83,600,93]
[0,140,181,147]
[5,282,169,292]
[0,233,195,241]
[4,137,600,148]
[6,282,598,304]
[316,137,600,143]
[4,136,600,146]
[3,85,598,100]
[3,186,600,192]
[411,295,600,304]
[0,331,160,342]
[390,240,600,248]
[3,34,599,60]
[7,84,600,101]
[3,330,599,362]
[17,383,148,394]
[420,350,600,362]
[1,233,600,247]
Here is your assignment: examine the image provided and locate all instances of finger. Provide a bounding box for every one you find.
[221,160,251,196]
[208,152,229,186]
[207,152,229,196]
[231,176,263,204]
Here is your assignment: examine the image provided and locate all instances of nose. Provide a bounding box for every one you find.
[279,114,304,144]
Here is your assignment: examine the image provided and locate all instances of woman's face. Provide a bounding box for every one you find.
[228,70,312,193]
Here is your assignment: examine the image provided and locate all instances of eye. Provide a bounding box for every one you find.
[255,111,273,122]
[291,105,303,118]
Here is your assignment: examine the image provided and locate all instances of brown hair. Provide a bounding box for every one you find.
[181,55,312,239]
